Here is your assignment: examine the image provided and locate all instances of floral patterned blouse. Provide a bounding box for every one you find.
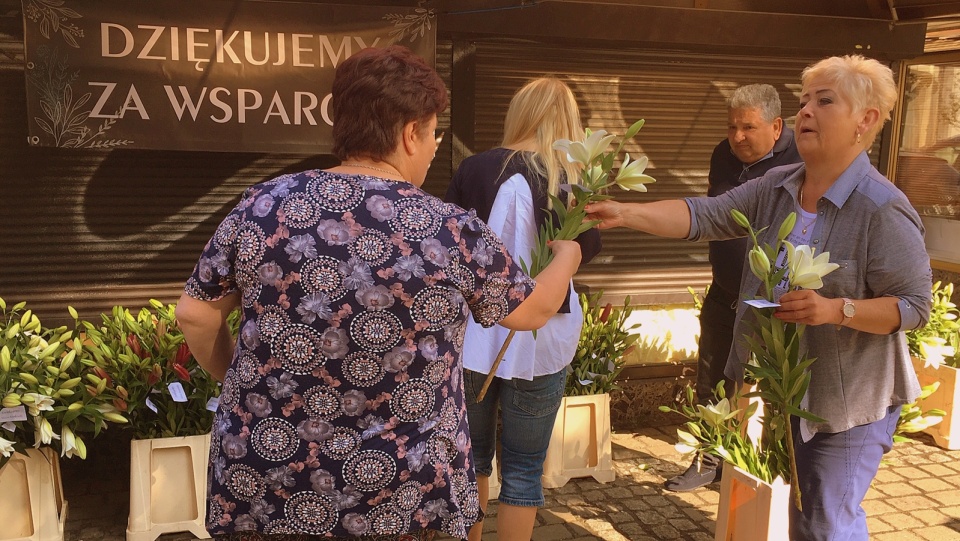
[183,170,536,538]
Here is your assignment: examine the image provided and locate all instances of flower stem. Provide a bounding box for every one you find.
[784,414,802,511]
[476,329,516,402]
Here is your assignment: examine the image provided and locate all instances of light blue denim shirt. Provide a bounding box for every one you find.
[686,152,931,434]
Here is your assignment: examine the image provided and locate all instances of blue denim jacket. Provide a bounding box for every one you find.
[686,152,931,434]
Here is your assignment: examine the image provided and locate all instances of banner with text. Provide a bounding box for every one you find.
[22,0,436,153]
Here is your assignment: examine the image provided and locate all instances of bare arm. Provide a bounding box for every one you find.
[584,199,692,238]
[776,290,902,334]
[498,240,581,331]
[175,293,240,382]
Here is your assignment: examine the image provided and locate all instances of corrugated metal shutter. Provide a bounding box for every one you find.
[0,11,453,325]
[466,42,815,305]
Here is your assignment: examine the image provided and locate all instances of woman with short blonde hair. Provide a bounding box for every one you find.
[584,54,930,540]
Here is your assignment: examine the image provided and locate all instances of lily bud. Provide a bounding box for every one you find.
[599,303,613,323]
[2,393,21,407]
[748,248,772,280]
[103,412,129,424]
[777,212,797,242]
[730,209,751,229]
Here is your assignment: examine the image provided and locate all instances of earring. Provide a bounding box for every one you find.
[856,131,861,144]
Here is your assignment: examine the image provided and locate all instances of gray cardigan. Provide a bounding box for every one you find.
[686,152,931,434]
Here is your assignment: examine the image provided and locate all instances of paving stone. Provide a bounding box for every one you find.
[530,523,574,540]
[942,505,960,519]
[668,517,700,531]
[63,424,960,541]
[911,508,952,526]
[919,463,957,477]
[862,498,897,516]
[881,512,928,529]
[874,469,905,483]
[930,490,960,507]
[874,531,927,541]
[918,525,960,541]
[867,517,896,533]
[896,466,934,480]
[888,494,940,511]
[650,524,682,539]
[637,508,669,525]
[877,481,921,496]
[911,477,956,493]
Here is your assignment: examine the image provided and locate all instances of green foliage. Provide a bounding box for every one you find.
[79,300,237,439]
[0,298,128,469]
[687,285,708,316]
[565,292,640,396]
[659,382,777,483]
[906,281,959,368]
[894,382,945,443]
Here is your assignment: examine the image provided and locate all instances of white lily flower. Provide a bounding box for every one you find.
[22,392,54,417]
[784,242,840,290]
[25,336,49,358]
[675,429,699,456]
[919,337,955,369]
[60,426,85,459]
[615,154,656,192]
[33,416,60,447]
[0,435,14,457]
[553,129,616,166]
[899,415,944,433]
[696,398,731,428]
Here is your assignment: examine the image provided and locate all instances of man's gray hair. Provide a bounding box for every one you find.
[728,84,782,123]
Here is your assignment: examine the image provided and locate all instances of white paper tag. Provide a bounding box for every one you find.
[744,299,780,309]
[145,397,158,413]
[0,406,28,423]
[167,382,188,403]
[2,422,15,432]
[205,397,220,412]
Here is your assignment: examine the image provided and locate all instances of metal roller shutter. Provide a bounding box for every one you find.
[464,41,815,305]
[0,6,453,325]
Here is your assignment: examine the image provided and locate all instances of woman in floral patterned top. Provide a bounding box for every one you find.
[176,45,582,541]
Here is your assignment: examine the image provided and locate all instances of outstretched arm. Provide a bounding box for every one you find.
[584,199,692,238]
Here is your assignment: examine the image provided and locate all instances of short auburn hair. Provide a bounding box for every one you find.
[331,45,448,161]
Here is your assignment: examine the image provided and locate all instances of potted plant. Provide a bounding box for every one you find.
[541,292,640,488]
[0,298,128,541]
[81,300,229,541]
[660,382,789,541]
[907,280,960,449]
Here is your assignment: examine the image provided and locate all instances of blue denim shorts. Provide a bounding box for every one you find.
[463,367,567,508]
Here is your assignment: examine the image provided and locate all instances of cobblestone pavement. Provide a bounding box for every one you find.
[62,426,960,541]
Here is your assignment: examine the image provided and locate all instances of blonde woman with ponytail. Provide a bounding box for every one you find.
[446,77,601,541]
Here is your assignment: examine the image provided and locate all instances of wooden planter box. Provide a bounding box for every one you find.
[126,434,211,541]
[911,356,960,450]
[541,393,614,489]
[715,463,790,541]
[0,447,68,541]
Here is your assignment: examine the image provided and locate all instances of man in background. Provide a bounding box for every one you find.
[665,83,802,492]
